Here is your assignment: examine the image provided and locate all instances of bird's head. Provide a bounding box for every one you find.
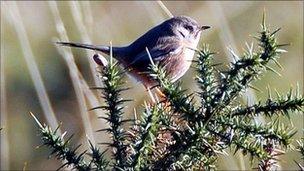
[165,16,210,43]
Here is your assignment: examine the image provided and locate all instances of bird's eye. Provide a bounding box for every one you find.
[184,25,193,32]
[178,30,185,38]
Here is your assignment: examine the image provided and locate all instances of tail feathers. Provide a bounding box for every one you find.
[56,42,110,54]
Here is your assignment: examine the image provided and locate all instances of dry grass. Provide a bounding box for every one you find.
[3,1,60,132]
[0,14,9,171]
[48,1,96,145]
[69,1,101,87]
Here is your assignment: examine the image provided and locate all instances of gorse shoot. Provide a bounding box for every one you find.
[31,14,303,171]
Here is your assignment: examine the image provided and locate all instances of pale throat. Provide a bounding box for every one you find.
[183,35,201,63]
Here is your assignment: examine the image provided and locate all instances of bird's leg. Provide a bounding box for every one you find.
[155,87,166,99]
[155,87,172,109]
[144,86,167,106]
[145,85,171,110]
[146,86,156,104]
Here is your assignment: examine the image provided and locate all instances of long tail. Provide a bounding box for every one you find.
[56,42,110,54]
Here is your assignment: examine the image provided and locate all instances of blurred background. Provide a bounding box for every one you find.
[1,1,303,170]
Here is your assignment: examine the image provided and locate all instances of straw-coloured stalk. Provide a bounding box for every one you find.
[4,1,60,133]
[156,1,174,18]
[69,1,102,87]
[48,1,95,145]
[0,26,9,170]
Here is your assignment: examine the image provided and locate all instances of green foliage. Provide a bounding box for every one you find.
[128,103,166,170]
[32,15,303,171]
[88,140,110,170]
[94,57,129,170]
[30,113,108,171]
[195,45,217,116]
[295,135,304,170]
[297,137,304,159]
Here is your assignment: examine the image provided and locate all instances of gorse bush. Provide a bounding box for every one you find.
[31,14,303,170]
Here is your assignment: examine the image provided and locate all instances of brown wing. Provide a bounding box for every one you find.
[125,38,183,73]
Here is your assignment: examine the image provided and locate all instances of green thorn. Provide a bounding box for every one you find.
[110,41,113,66]
[274,89,281,99]
[267,85,272,99]
[273,59,283,70]
[30,112,43,129]
[262,8,266,31]
[249,84,262,92]
[265,65,282,77]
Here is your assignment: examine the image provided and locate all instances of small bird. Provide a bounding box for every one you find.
[57,16,210,89]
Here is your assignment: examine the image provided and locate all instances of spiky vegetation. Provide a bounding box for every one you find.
[32,14,303,170]
[295,135,304,170]
[93,56,130,170]
[30,112,107,171]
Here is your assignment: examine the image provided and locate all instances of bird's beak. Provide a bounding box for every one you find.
[200,25,211,30]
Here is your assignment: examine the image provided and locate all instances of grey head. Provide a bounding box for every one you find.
[162,16,210,41]
[126,16,210,58]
